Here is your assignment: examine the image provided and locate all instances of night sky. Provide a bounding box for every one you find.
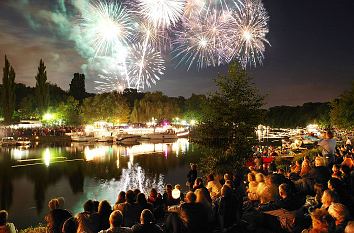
[0,0,353,107]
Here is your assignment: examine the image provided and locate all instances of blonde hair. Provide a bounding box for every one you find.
[195,188,211,208]
[48,199,59,210]
[302,159,310,167]
[310,208,335,232]
[345,221,354,233]
[328,203,349,224]
[247,173,256,182]
[321,190,337,208]
[255,173,265,183]
[315,156,325,167]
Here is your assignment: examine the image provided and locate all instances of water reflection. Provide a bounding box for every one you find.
[0,139,197,228]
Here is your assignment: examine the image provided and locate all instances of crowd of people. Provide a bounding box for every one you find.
[0,126,83,138]
[1,132,354,233]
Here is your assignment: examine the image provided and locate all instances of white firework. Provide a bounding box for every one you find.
[174,9,234,69]
[231,0,270,67]
[95,70,126,93]
[137,0,186,29]
[128,43,166,89]
[80,1,134,56]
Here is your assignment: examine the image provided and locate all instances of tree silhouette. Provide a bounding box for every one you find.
[35,59,49,114]
[1,55,16,124]
[69,73,86,102]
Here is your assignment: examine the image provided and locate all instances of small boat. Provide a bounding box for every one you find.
[0,137,17,147]
[16,137,31,146]
[116,134,141,143]
[142,129,178,140]
[71,135,95,142]
[95,136,115,142]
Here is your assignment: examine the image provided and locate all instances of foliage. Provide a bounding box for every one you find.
[56,97,82,125]
[18,95,38,119]
[130,92,181,123]
[48,83,69,106]
[194,62,264,175]
[69,73,87,102]
[35,59,49,114]
[183,94,207,122]
[330,82,354,130]
[1,55,16,124]
[265,102,331,128]
[123,88,145,108]
[81,92,130,123]
[20,227,46,233]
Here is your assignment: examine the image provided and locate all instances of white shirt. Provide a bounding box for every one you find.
[318,138,336,155]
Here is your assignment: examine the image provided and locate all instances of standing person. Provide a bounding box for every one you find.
[0,210,16,233]
[187,164,197,190]
[318,131,336,166]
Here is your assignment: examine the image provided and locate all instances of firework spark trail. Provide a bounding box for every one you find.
[128,43,165,89]
[95,71,126,93]
[232,0,270,67]
[75,0,269,91]
[80,1,133,56]
[137,0,186,29]
[173,9,234,69]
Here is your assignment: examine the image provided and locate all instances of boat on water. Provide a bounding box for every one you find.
[0,137,17,147]
[116,134,141,143]
[141,129,178,140]
[16,137,31,146]
[70,134,95,142]
[95,136,115,142]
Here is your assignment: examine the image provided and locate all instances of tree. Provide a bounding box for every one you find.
[183,94,207,122]
[35,59,49,114]
[130,92,181,123]
[330,82,354,130]
[69,73,86,101]
[123,88,145,108]
[48,83,69,107]
[1,55,16,124]
[193,62,264,174]
[265,102,331,128]
[81,92,130,123]
[18,95,37,119]
[56,97,82,126]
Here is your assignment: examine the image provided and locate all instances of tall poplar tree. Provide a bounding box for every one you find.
[35,59,49,114]
[1,55,16,124]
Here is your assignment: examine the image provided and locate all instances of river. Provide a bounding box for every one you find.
[0,139,201,229]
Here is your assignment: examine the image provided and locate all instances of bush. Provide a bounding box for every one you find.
[20,227,46,233]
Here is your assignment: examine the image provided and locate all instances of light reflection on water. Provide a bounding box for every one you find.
[0,138,196,229]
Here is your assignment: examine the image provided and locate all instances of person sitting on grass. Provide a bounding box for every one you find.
[131,209,163,233]
[98,210,132,233]
[114,190,140,227]
[45,198,72,233]
[328,203,350,233]
[302,208,335,233]
[0,210,16,233]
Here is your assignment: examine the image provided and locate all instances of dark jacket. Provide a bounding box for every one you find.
[131,223,163,233]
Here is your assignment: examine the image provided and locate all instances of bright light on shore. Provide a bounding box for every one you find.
[43,113,54,121]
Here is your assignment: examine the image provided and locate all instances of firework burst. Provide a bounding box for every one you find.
[174,9,234,69]
[95,70,126,93]
[74,0,269,92]
[137,0,186,29]
[128,43,166,89]
[231,0,270,67]
[80,1,134,56]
